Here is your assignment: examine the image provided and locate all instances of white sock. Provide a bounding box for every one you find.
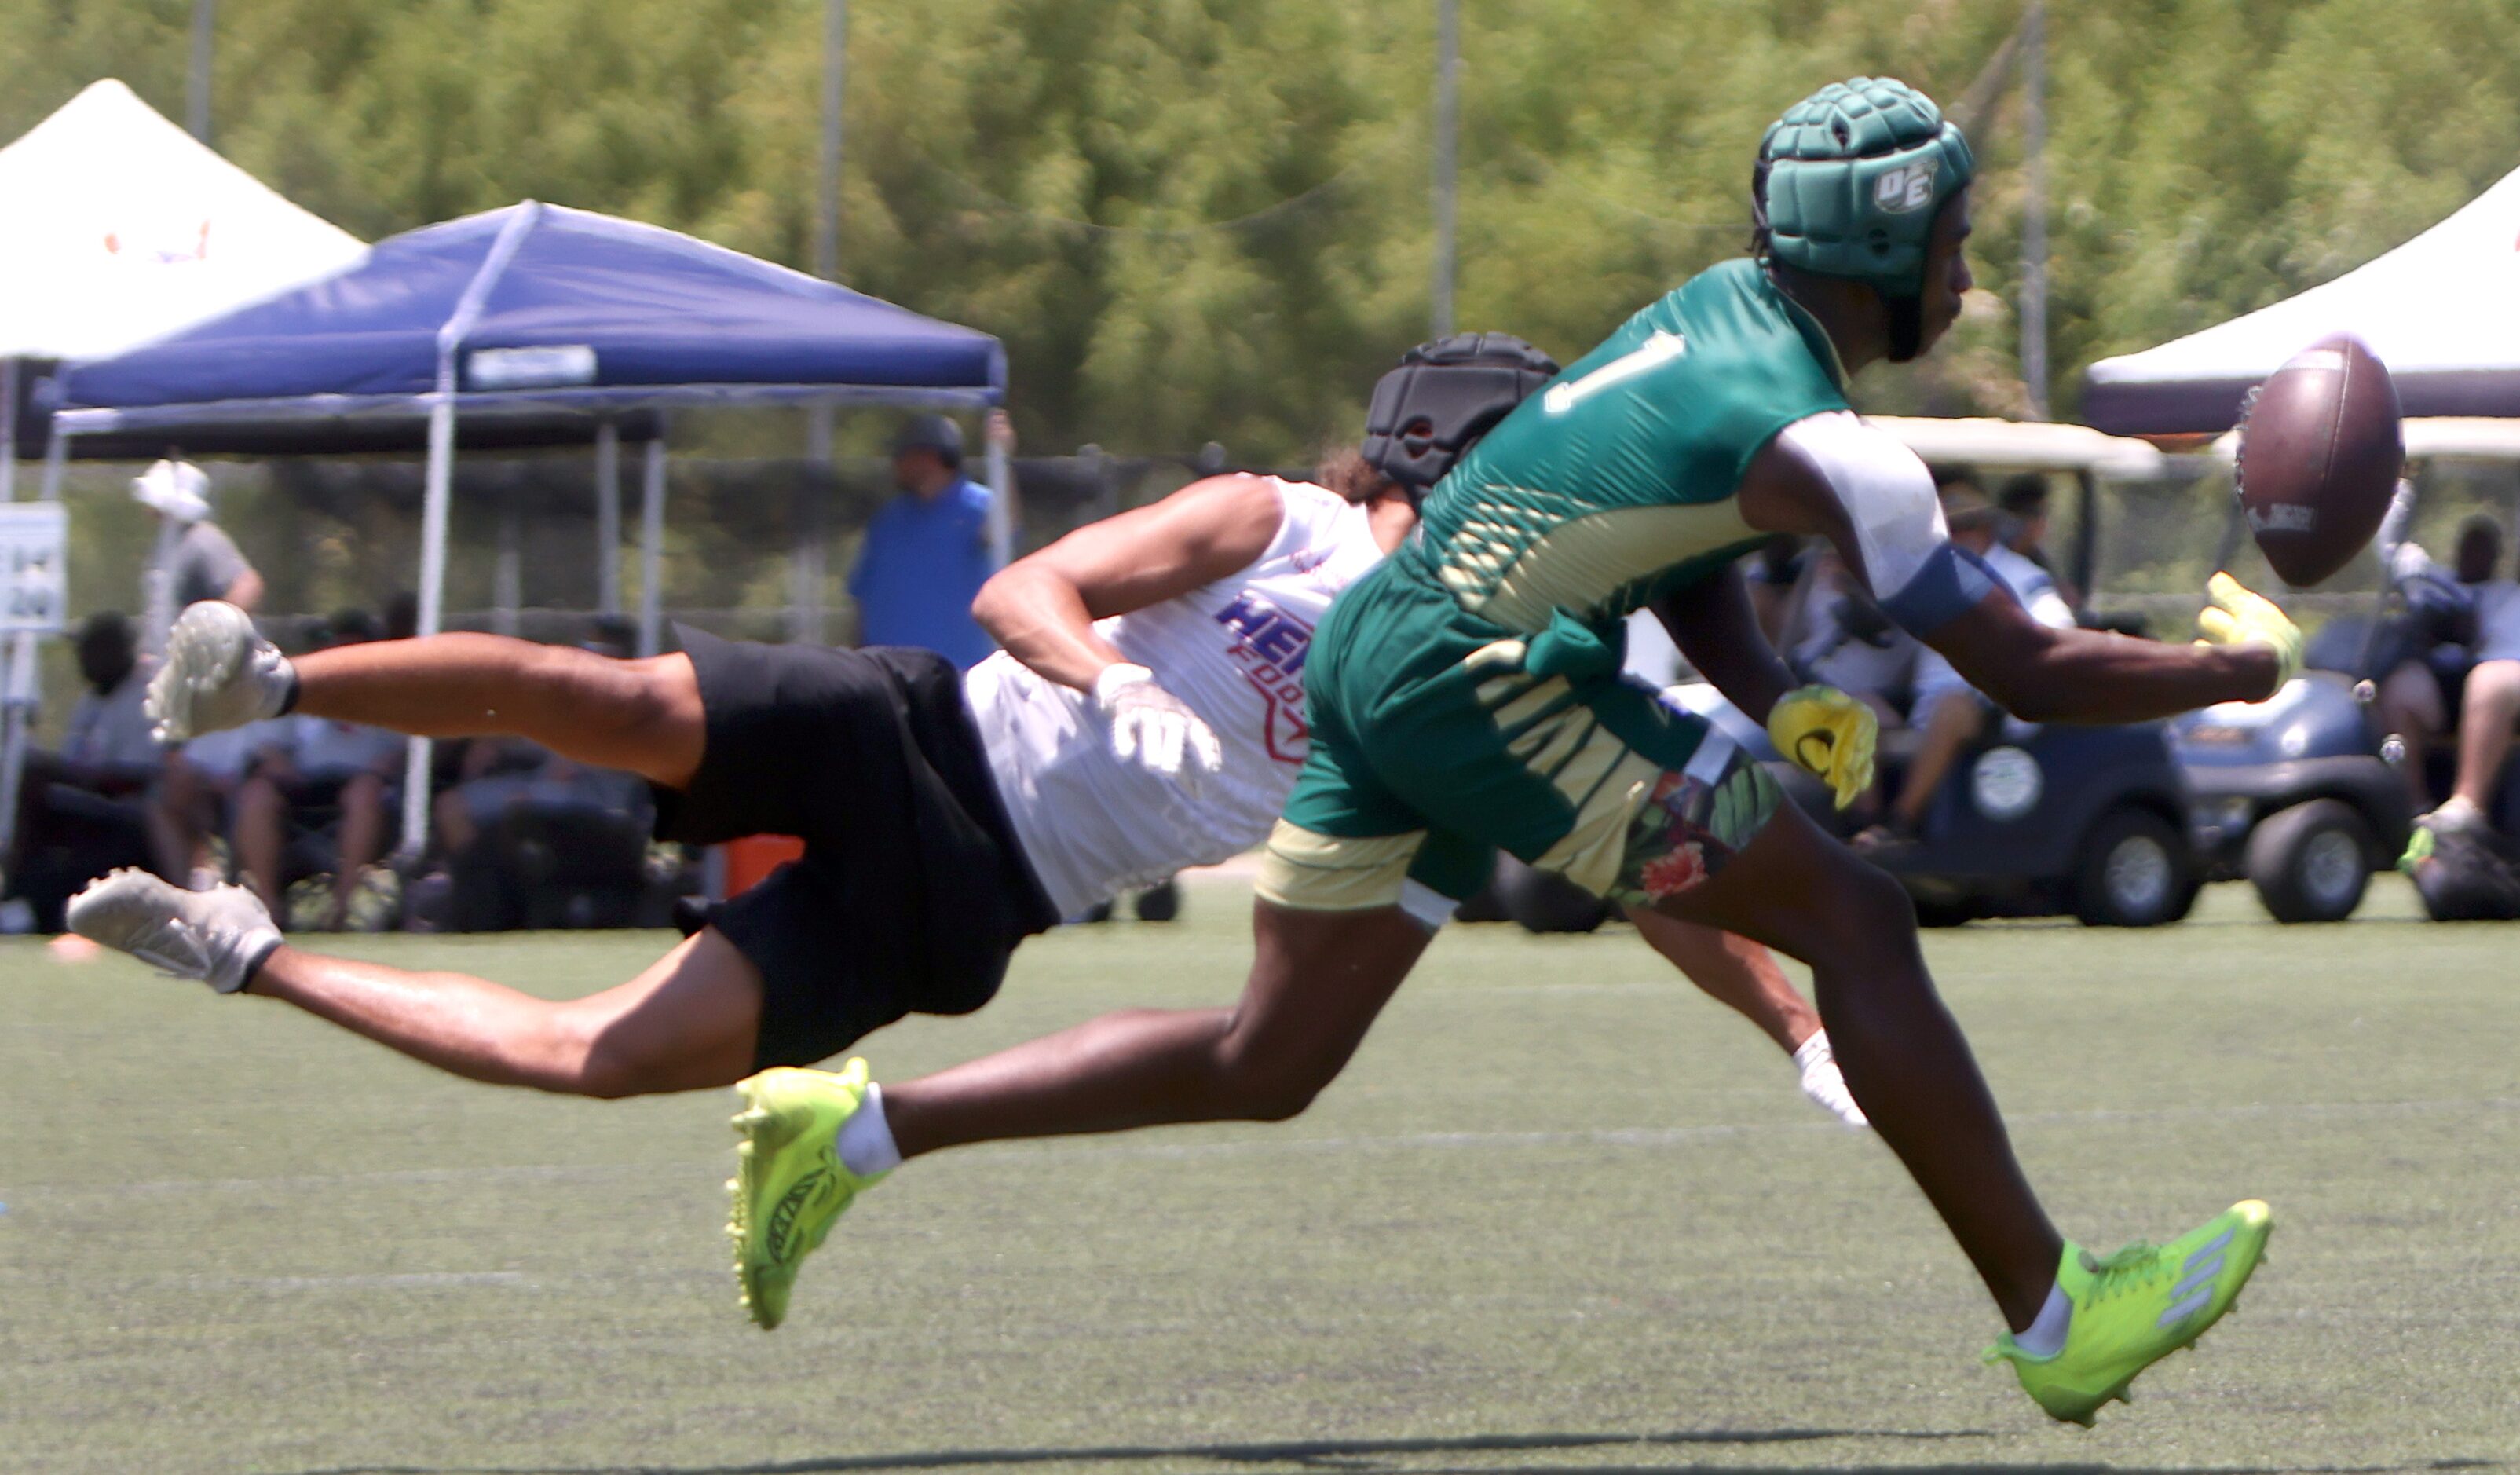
[834,1082,901,1177]
[2012,1280,2072,1358]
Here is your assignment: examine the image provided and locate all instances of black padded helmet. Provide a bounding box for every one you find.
[1360,332,1560,500]
[891,412,965,468]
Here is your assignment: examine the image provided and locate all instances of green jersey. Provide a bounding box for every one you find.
[1411,257,1850,635]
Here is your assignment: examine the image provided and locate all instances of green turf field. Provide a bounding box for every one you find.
[3,877,2514,1475]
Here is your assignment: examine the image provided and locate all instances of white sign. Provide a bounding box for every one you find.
[0,503,70,634]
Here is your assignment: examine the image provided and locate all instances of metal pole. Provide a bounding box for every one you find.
[638,430,667,657]
[0,358,16,503]
[2019,0,2051,420]
[401,386,455,858]
[492,501,521,637]
[594,419,621,614]
[792,444,828,644]
[1432,0,1459,339]
[817,0,846,285]
[985,423,1013,570]
[187,0,215,143]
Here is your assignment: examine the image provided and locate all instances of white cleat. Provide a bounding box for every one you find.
[147,601,295,743]
[1793,1029,1868,1129]
[67,868,284,994]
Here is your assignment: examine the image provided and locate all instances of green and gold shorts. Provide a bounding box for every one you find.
[1258,558,1782,924]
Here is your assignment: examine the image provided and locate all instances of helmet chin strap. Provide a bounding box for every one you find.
[1884,293,1926,364]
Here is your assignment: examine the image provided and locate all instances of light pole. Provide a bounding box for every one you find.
[796,0,847,642]
[1432,0,1459,338]
[187,0,215,142]
[2019,0,2050,419]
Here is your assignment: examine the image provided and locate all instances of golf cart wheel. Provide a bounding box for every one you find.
[1494,855,1611,934]
[2247,798,2373,923]
[2072,807,2198,928]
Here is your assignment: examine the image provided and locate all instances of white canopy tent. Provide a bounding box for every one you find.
[0,79,367,493]
[2084,163,2520,435]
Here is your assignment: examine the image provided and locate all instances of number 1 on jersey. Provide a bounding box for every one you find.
[1542,331,1688,414]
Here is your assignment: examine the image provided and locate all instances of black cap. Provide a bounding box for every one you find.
[891,413,964,467]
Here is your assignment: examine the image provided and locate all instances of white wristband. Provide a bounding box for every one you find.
[1092,662,1154,706]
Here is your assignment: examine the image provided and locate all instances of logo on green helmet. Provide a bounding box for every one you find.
[1872,157,1941,214]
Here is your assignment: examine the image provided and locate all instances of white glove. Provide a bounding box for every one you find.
[2376,478,2419,552]
[2387,537,2434,587]
[1793,1030,1869,1129]
[1094,663,1223,795]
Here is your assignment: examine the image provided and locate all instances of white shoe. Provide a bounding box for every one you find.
[1793,1030,1868,1129]
[67,868,283,994]
[147,602,295,743]
[2417,794,2486,833]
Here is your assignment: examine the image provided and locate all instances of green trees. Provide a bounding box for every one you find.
[5,0,2515,456]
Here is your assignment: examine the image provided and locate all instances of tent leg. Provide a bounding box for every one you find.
[493,501,521,637]
[638,430,667,657]
[400,396,456,866]
[595,419,621,617]
[0,357,16,504]
[792,405,832,644]
[985,416,1013,569]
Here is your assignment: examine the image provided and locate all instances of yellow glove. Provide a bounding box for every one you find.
[1767,684,1877,811]
[2195,571,2302,694]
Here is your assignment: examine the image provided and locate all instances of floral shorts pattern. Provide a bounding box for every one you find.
[1610,759,1783,907]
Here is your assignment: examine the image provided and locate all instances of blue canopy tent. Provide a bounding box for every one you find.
[22,200,1008,854]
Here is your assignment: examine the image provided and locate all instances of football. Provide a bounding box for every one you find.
[2234,333,2405,587]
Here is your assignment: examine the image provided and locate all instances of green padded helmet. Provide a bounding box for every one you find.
[1755,77,1974,300]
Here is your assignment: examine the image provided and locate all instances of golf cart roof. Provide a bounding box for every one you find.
[1867,416,2167,478]
[2204,416,2520,464]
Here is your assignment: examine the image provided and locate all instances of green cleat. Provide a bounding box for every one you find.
[727,1060,887,1330]
[1984,1199,2273,1425]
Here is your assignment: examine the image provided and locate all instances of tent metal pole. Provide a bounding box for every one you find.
[985,418,1013,569]
[594,419,622,615]
[638,429,667,657]
[0,433,70,862]
[792,405,829,644]
[0,358,16,503]
[401,390,455,862]
[493,501,521,636]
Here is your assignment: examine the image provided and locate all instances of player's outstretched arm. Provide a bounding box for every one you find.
[971,473,1284,691]
[1918,580,2286,725]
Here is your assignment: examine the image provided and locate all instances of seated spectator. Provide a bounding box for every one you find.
[2376,512,2520,832]
[232,610,405,928]
[5,613,166,931]
[1860,483,2076,848]
[1788,545,1918,731]
[1997,472,2083,613]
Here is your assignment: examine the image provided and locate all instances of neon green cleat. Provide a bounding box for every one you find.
[727,1060,887,1330]
[1984,1199,2273,1425]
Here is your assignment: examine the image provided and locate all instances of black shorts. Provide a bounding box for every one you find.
[656,626,1058,1069]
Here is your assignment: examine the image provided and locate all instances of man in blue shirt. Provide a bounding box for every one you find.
[847,414,999,670]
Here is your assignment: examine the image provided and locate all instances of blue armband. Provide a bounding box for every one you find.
[1879,543,1998,637]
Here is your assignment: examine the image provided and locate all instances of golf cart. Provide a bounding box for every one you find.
[2165,419,2520,921]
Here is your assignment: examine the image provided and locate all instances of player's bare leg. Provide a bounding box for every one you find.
[71,859,766,1099]
[883,906,1432,1158]
[1648,799,2061,1330]
[154,603,706,789]
[247,927,762,1096]
[1622,908,1817,1052]
[291,633,707,789]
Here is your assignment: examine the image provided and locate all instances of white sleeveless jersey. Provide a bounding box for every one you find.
[964,478,1387,917]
